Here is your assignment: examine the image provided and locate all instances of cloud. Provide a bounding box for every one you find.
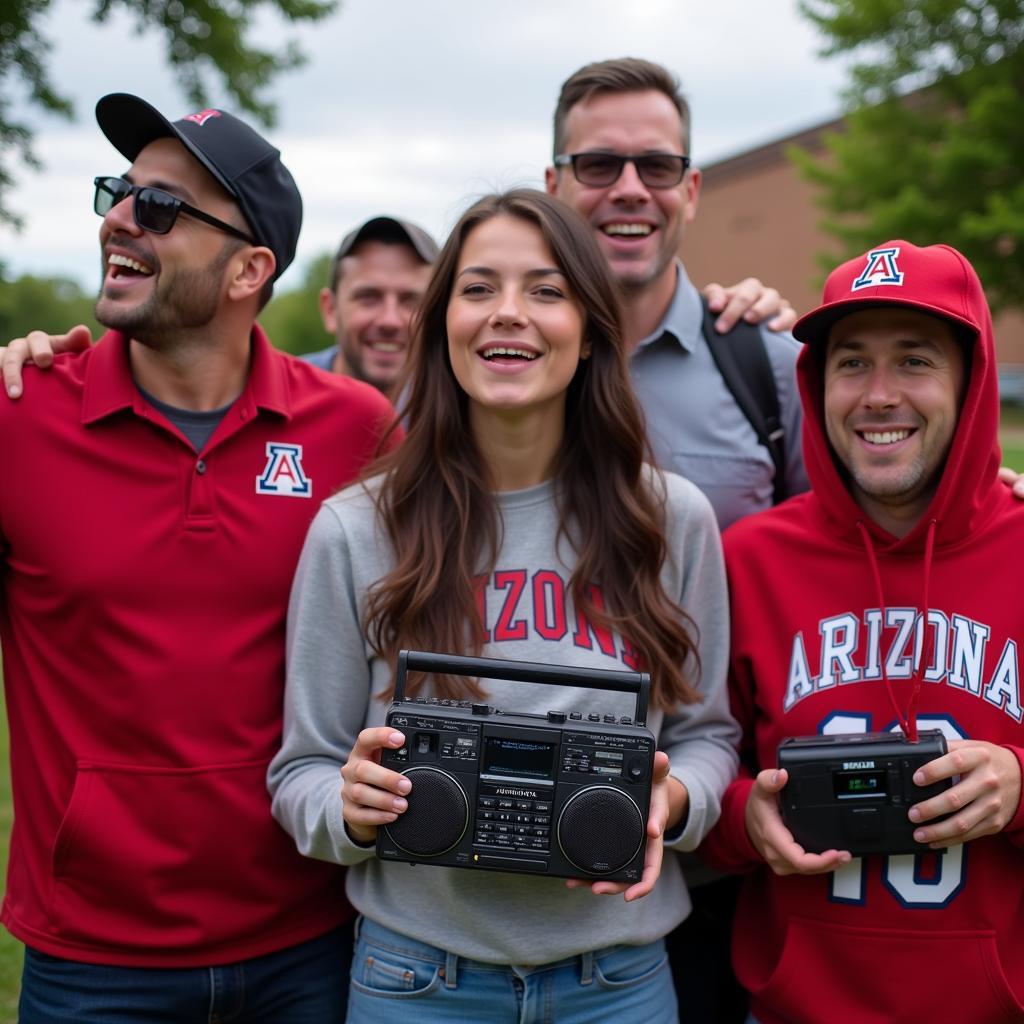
[0,0,848,293]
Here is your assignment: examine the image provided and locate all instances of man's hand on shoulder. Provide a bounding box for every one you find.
[2,325,94,398]
[997,465,1024,501]
[704,279,797,334]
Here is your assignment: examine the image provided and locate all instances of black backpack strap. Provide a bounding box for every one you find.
[700,297,788,505]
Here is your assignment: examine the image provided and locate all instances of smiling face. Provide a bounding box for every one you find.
[824,307,967,534]
[445,214,586,440]
[95,137,247,344]
[545,89,699,297]
[319,240,431,393]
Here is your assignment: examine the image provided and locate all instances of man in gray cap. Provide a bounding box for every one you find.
[0,93,393,1022]
[303,215,438,396]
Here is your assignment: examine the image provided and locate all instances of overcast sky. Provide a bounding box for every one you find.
[1,0,853,294]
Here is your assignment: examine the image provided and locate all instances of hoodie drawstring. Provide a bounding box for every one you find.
[855,519,937,743]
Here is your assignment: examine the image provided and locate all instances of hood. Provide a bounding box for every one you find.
[793,240,1001,552]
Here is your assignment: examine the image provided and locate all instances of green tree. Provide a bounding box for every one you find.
[258,252,332,355]
[0,0,336,229]
[794,0,1024,309]
[0,265,99,340]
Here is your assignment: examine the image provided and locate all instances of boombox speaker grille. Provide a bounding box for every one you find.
[557,786,644,875]
[382,766,468,857]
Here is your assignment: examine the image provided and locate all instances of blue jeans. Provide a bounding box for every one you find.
[346,916,678,1024]
[19,924,353,1023]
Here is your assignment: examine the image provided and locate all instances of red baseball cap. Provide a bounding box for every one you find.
[793,240,982,345]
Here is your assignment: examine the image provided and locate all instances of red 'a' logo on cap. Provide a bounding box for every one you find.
[851,247,904,291]
[183,109,221,127]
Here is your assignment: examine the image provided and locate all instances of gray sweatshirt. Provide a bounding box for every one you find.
[268,470,738,965]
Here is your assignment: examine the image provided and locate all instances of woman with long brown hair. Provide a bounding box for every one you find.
[269,189,737,1023]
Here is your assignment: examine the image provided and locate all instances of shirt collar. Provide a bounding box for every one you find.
[633,261,704,355]
[81,323,291,425]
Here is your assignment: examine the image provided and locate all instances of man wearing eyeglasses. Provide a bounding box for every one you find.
[0,93,393,1022]
[547,58,808,533]
[545,57,808,1023]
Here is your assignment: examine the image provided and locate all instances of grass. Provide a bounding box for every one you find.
[0,408,1021,1017]
[1000,402,1024,473]
[0,693,19,1024]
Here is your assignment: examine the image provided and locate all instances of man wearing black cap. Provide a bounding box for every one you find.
[304,215,438,395]
[0,94,394,1021]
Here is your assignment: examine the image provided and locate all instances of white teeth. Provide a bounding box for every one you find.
[482,347,538,361]
[863,430,910,445]
[368,341,402,352]
[108,253,152,274]
[604,223,652,237]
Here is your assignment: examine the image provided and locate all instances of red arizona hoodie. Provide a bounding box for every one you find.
[701,241,1024,1024]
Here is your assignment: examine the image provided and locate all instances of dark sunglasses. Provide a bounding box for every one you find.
[553,152,691,189]
[93,176,256,244]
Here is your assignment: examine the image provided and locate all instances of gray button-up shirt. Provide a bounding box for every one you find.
[630,263,809,530]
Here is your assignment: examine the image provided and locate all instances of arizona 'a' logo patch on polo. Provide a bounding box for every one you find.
[851,246,904,291]
[256,443,312,497]
[183,109,221,127]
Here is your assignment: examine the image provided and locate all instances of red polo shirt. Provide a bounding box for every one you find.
[0,326,396,966]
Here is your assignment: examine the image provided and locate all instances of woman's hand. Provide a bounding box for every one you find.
[340,727,411,844]
[745,767,851,876]
[566,751,679,902]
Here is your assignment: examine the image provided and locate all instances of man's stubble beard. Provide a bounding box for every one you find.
[95,242,237,350]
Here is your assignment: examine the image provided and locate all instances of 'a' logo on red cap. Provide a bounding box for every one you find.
[183,109,221,127]
[851,247,904,291]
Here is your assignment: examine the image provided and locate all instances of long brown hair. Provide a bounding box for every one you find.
[365,189,700,709]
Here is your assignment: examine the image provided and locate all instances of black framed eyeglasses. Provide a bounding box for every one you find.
[553,152,691,189]
[93,176,256,244]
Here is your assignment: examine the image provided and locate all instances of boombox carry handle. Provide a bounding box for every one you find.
[395,649,651,726]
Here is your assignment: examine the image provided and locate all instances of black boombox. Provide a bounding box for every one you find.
[778,729,952,855]
[376,650,656,882]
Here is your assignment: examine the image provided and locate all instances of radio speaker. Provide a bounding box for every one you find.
[383,766,468,857]
[557,786,644,874]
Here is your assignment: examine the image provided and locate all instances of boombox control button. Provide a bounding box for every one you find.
[532,814,548,825]
[471,703,491,715]
[603,715,616,724]
[479,797,497,809]
[570,712,583,720]
[627,756,648,781]
[588,713,601,722]
[620,716,632,725]
[480,811,495,821]
[534,801,552,813]
[498,799,515,809]
[514,826,531,836]
[533,827,550,838]
[515,800,532,811]
[496,824,512,834]
[547,710,567,724]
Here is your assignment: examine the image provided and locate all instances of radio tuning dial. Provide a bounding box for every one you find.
[627,756,648,782]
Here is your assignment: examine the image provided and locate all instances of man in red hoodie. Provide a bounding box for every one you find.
[702,241,1024,1024]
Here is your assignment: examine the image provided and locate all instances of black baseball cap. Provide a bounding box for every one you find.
[335,216,439,264]
[95,93,302,281]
